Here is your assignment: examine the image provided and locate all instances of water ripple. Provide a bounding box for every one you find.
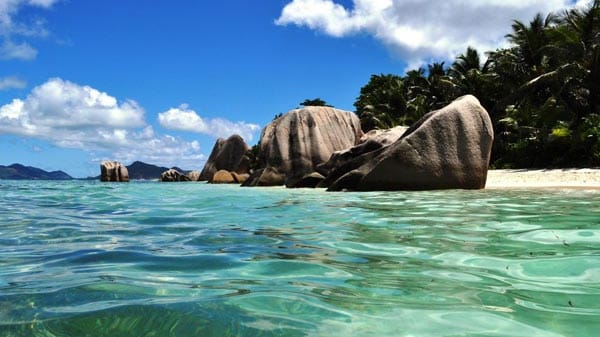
[1,181,599,336]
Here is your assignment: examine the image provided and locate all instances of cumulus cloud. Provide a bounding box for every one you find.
[94,126,206,171]
[0,78,205,170]
[0,78,145,131]
[276,0,582,67]
[0,75,26,90]
[0,0,59,60]
[158,104,260,142]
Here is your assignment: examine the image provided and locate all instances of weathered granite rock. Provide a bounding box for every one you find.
[161,169,191,182]
[243,167,285,186]
[210,170,236,184]
[208,170,250,184]
[231,172,249,184]
[317,125,408,180]
[187,170,201,182]
[294,172,326,188]
[199,135,250,181]
[358,126,410,144]
[327,95,494,191]
[100,161,129,182]
[243,106,363,187]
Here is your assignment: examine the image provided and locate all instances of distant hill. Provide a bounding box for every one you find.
[127,161,170,180]
[0,164,72,180]
[126,161,189,180]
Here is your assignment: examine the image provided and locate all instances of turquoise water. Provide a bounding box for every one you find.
[0,180,599,337]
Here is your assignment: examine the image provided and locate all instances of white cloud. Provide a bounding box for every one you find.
[0,75,26,90]
[276,0,582,67]
[0,78,206,171]
[158,104,260,142]
[1,78,146,130]
[0,0,59,60]
[0,39,37,59]
[27,0,59,7]
[0,77,146,137]
[95,126,206,171]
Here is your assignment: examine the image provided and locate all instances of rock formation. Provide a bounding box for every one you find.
[231,172,249,184]
[199,135,251,181]
[325,95,494,191]
[209,170,250,184]
[210,170,236,184]
[317,125,408,181]
[160,169,191,182]
[242,167,285,187]
[187,171,201,182]
[100,161,129,182]
[243,106,363,187]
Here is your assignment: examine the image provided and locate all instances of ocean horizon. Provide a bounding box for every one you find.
[1,180,599,336]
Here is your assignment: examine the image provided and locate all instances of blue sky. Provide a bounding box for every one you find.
[0,0,584,177]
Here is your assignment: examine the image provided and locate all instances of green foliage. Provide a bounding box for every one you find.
[247,143,261,171]
[354,0,600,168]
[299,98,332,107]
[551,123,571,138]
[354,74,421,131]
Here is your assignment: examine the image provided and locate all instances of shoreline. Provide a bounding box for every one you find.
[485,168,600,189]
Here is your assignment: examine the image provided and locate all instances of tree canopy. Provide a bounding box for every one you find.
[354,0,600,168]
[299,98,333,107]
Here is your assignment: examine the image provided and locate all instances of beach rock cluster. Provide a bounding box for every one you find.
[159,169,202,182]
[203,96,493,190]
[243,106,363,188]
[323,95,493,190]
[199,135,251,181]
[160,169,191,182]
[100,161,129,182]
[102,95,493,191]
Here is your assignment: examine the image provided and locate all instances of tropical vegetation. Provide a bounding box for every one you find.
[355,1,600,168]
[299,98,333,107]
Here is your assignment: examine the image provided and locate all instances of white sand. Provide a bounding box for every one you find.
[486,169,600,189]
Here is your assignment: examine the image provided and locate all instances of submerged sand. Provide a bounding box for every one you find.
[486,169,600,189]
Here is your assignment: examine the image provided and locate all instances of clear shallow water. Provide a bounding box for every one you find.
[0,180,599,337]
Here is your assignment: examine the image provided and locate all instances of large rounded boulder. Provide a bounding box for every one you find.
[199,135,250,181]
[327,95,494,191]
[100,161,129,182]
[243,106,363,187]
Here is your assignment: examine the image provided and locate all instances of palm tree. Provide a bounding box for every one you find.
[354,74,408,130]
[450,47,481,76]
[506,13,558,74]
[425,62,457,110]
[449,47,488,98]
[552,0,600,117]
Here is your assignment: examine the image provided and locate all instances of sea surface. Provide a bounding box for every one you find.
[0,180,599,337]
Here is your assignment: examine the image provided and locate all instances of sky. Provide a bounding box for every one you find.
[0,0,587,178]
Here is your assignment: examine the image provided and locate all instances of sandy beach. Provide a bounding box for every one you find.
[486,168,600,189]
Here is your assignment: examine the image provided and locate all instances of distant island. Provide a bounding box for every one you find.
[0,164,72,180]
[125,161,187,180]
[0,161,189,181]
